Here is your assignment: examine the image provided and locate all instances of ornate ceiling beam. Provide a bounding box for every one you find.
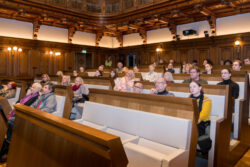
[208,15,216,36]
[138,28,147,44]
[168,22,177,41]
[33,18,42,40]
[68,26,77,43]
[96,31,104,46]
[116,32,123,47]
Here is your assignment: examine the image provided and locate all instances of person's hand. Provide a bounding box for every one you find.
[150,88,157,94]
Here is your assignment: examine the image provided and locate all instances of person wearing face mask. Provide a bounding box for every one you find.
[217,69,239,99]
[189,81,212,155]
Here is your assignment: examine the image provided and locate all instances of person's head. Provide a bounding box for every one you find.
[221,69,231,80]
[133,66,139,73]
[117,62,123,69]
[42,74,50,82]
[75,77,83,86]
[155,77,167,93]
[7,81,16,90]
[56,71,63,77]
[163,72,173,82]
[125,70,134,80]
[224,60,232,66]
[189,67,200,80]
[232,60,242,71]
[189,81,202,97]
[205,63,213,72]
[244,58,250,65]
[122,67,129,73]
[73,70,78,76]
[133,82,143,93]
[169,59,174,64]
[167,63,173,69]
[42,82,55,95]
[61,75,71,86]
[192,60,198,66]
[107,56,111,61]
[79,67,85,72]
[184,64,192,74]
[98,65,104,72]
[110,70,117,78]
[203,59,213,66]
[149,64,155,73]
[30,83,42,94]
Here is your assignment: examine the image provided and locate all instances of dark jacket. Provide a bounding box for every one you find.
[217,79,239,98]
[16,95,39,106]
[157,90,175,96]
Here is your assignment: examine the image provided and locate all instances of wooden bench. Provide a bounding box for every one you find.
[7,104,128,167]
[52,85,74,119]
[76,77,114,90]
[0,97,12,150]
[80,89,199,167]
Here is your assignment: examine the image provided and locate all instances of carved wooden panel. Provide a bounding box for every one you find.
[0,49,7,75]
[196,48,210,65]
[219,46,234,61]
[19,51,29,76]
[243,45,250,60]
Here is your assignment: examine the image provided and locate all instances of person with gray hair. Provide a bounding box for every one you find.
[144,64,159,82]
[133,82,144,93]
[0,82,43,161]
[151,77,174,96]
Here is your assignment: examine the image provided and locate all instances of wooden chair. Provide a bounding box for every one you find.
[7,104,128,167]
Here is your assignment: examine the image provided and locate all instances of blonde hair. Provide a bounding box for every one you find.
[126,70,135,79]
[163,72,174,81]
[42,74,50,81]
[61,75,71,86]
[75,77,84,84]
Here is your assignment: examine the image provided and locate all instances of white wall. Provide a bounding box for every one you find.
[72,31,96,46]
[177,21,211,40]
[217,13,250,36]
[147,28,172,44]
[99,36,113,48]
[123,33,143,47]
[112,37,120,48]
[0,18,33,39]
[38,25,68,43]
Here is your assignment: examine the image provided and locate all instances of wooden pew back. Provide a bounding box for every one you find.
[8,104,128,167]
[88,88,199,167]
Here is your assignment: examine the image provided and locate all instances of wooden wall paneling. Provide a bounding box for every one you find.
[29,49,40,76]
[40,52,50,74]
[187,48,194,63]
[18,50,29,76]
[64,51,75,71]
[197,48,210,65]
[0,48,7,75]
[219,46,234,62]
[209,46,217,65]
[243,45,250,60]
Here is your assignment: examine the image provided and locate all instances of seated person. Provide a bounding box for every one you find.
[163,72,174,83]
[203,59,213,66]
[31,82,57,113]
[95,65,104,77]
[169,59,174,65]
[0,83,42,162]
[116,62,123,73]
[203,63,213,74]
[151,77,174,96]
[114,70,134,92]
[166,63,175,73]
[232,60,242,71]
[133,82,143,93]
[0,81,16,99]
[72,77,89,103]
[144,64,159,82]
[40,74,50,84]
[61,75,71,86]
[70,77,89,119]
[73,70,78,77]
[183,63,192,74]
[189,81,212,155]
[122,67,129,74]
[244,58,250,65]
[217,69,239,99]
[133,66,139,73]
[183,67,208,84]
[224,59,232,66]
[56,71,64,77]
[192,60,198,66]
[79,67,85,73]
[105,56,112,67]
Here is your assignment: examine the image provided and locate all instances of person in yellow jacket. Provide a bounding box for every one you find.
[189,80,212,155]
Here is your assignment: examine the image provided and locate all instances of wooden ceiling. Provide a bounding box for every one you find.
[0,0,250,47]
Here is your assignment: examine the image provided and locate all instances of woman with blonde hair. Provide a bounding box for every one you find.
[41,74,50,84]
[183,64,192,74]
[163,72,174,83]
[61,75,71,86]
[115,70,135,92]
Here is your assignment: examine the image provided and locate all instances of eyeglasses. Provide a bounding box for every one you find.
[134,86,143,89]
